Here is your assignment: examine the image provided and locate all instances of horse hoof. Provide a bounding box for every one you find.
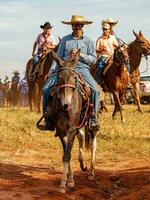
[58,187,66,193]
[80,162,87,172]
[67,181,75,189]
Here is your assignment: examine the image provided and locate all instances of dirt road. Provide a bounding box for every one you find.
[0,160,150,200]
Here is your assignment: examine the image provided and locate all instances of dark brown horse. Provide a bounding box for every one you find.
[47,50,98,193]
[92,45,130,122]
[26,49,56,112]
[128,31,150,113]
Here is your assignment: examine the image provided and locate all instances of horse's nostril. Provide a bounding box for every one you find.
[63,104,68,110]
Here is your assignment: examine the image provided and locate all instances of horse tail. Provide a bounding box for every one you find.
[85,125,91,150]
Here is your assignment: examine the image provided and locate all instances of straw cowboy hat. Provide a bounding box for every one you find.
[62,15,93,25]
[12,70,20,75]
[102,18,118,25]
[40,22,53,29]
[102,23,110,30]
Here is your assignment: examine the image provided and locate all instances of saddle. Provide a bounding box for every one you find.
[28,50,50,81]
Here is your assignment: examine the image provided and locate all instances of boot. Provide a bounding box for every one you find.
[89,113,100,131]
[37,96,55,131]
[37,112,55,131]
[89,104,100,131]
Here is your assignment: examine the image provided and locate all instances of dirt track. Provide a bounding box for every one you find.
[0,161,150,200]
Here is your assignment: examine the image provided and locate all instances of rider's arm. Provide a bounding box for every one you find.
[79,40,96,65]
[96,38,107,54]
[113,36,119,48]
[44,35,57,50]
[44,42,56,50]
[32,42,37,57]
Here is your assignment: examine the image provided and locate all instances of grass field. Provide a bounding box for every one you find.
[0,105,149,170]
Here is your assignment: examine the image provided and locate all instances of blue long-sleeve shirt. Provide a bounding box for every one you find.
[50,33,96,72]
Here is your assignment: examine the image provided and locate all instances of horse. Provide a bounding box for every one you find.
[92,45,130,122]
[128,31,150,113]
[26,49,56,112]
[46,50,98,193]
[0,83,8,106]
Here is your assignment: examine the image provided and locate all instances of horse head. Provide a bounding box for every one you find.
[114,44,130,65]
[133,30,150,56]
[51,50,80,111]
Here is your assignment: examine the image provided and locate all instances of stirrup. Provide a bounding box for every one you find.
[89,116,100,131]
[29,74,36,81]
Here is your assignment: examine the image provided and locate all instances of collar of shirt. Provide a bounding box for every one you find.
[101,34,111,40]
[71,32,84,39]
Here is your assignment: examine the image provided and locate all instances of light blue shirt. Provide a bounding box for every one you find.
[50,33,96,72]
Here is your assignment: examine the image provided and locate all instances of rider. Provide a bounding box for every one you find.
[102,18,131,75]
[102,18,118,36]
[38,15,100,131]
[11,70,20,91]
[3,75,10,85]
[12,70,20,84]
[30,22,57,80]
[96,22,119,87]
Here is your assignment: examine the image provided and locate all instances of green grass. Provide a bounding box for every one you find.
[0,105,149,168]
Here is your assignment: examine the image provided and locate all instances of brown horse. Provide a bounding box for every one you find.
[92,45,130,122]
[47,50,98,193]
[128,31,150,113]
[26,49,56,112]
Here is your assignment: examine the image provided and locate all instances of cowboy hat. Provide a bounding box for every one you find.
[40,22,53,29]
[102,23,110,30]
[12,70,20,74]
[102,18,118,25]
[62,15,93,25]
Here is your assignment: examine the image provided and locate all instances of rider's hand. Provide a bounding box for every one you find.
[45,72,51,81]
[70,49,78,60]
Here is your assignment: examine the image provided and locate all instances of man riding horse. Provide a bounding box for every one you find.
[95,22,119,89]
[11,70,20,87]
[102,18,118,36]
[38,15,100,131]
[29,22,57,80]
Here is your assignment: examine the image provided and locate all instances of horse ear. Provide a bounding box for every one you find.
[57,35,61,42]
[133,30,139,38]
[71,49,81,68]
[51,50,64,67]
[139,30,143,36]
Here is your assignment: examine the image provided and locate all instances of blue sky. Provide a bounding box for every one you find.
[0,0,150,79]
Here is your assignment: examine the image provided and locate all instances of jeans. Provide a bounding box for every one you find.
[96,56,108,83]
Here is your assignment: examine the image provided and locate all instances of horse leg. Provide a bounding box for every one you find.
[66,163,75,189]
[77,129,87,172]
[112,91,125,122]
[133,82,143,113]
[36,87,41,113]
[88,131,97,181]
[99,100,108,113]
[59,132,76,193]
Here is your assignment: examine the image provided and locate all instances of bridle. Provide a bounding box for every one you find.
[56,67,78,98]
[56,67,90,130]
[114,46,130,65]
